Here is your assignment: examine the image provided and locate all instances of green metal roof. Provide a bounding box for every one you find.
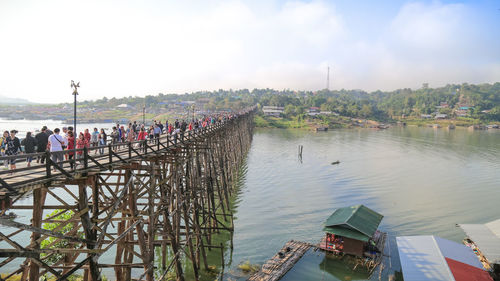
[324,205,383,241]
[323,226,371,242]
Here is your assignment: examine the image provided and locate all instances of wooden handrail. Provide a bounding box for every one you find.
[0,106,257,193]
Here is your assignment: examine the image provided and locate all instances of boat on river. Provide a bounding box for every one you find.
[314,125,328,131]
[317,204,387,274]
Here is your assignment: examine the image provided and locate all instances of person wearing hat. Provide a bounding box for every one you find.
[35,126,49,163]
[5,130,21,171]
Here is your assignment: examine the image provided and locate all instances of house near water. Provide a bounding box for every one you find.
[319,205,385,258]
[459,218,500,279]
[397,235,493,281]
[262,106,284,117]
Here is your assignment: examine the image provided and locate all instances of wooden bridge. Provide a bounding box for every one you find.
[0,106,256,281]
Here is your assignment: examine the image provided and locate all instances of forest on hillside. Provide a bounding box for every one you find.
[76,82,500,122]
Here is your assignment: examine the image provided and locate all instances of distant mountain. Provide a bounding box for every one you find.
[0,95,34,105]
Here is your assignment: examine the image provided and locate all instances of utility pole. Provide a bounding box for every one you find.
[143,103,145,125]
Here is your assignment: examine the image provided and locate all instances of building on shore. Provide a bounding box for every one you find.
[262,106,284,117]
[116,104,135,109]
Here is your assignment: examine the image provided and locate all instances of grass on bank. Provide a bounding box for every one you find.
[254,115,353,129]
[403,117,487,127]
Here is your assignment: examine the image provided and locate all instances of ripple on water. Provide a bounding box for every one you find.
[228,127,500,280]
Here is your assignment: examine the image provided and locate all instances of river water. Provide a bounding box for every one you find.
[225,127,500,280]
[1,120,499,280]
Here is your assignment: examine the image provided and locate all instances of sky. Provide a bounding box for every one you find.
[0,0,499,103]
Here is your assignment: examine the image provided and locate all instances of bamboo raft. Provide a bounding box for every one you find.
[248,240,311,281]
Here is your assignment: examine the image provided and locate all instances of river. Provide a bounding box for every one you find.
[225,126,500,280]
[1,120,499,280]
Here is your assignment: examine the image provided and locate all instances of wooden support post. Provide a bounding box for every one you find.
[83,146,88,171]
[0,108,256,281]
[78,182,101,281]
[45,151,52,179]
[28,186,47,281]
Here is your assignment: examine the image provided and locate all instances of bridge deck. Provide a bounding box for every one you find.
[0,107,256,281]
[1,121,223,193]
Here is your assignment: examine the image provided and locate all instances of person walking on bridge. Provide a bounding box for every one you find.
[1,131,8,169]
[99,128,107,155]
[35,126,49,164]
[67,131,75,169]
[21,132,37,167]
[90,128,99,153]
[48,128,66,171]
[5,130,21,171]
[153,124,161,144]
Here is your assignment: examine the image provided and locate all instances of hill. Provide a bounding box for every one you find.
[0,95,34,105]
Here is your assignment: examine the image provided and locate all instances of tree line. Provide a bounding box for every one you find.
[72,82,500,122]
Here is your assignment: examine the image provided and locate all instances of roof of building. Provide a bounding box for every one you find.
[459,218,500,264]
[262,109,284,113]
[397,235,492,281]
[262,106,284,110]
[323,205,383,242]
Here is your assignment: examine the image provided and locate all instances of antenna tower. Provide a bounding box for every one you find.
[326,66,330,90]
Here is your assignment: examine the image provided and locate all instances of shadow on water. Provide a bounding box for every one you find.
[281,249,370,281]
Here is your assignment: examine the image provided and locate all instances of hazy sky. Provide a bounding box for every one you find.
[0,0,499,103]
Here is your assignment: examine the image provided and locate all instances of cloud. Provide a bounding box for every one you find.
[390,2,466,51]
[0,0,498,103]
[344,1,500,90]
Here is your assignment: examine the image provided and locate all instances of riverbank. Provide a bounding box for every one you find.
[401,117,500,128]
[254,115,500,130]
[254,115,354,130]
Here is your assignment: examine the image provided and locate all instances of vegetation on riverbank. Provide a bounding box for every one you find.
[1,82,498,128]
[402,117,481,127]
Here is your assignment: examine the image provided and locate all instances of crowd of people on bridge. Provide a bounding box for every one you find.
[0,112,243,172]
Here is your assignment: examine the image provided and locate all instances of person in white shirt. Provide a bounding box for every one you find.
[61,127,68,160]
[48,128,67,170]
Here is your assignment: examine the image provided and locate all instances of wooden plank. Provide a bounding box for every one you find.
[0,218,93,244]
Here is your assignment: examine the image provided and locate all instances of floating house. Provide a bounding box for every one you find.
[319,205,384,257]
[459,219,500,277]
[397,235,493,281]
[262,106,284,117]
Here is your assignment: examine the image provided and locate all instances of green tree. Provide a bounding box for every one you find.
[284,104,295,117]
[360,104,373,118]
[41,210,84,265]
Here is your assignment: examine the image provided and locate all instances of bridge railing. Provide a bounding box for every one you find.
[0,106,256,194]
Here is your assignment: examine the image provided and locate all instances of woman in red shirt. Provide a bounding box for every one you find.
[137,128,147,152]
[83,129,91,144]
[67,131,75,169]
[76,132,89,159]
